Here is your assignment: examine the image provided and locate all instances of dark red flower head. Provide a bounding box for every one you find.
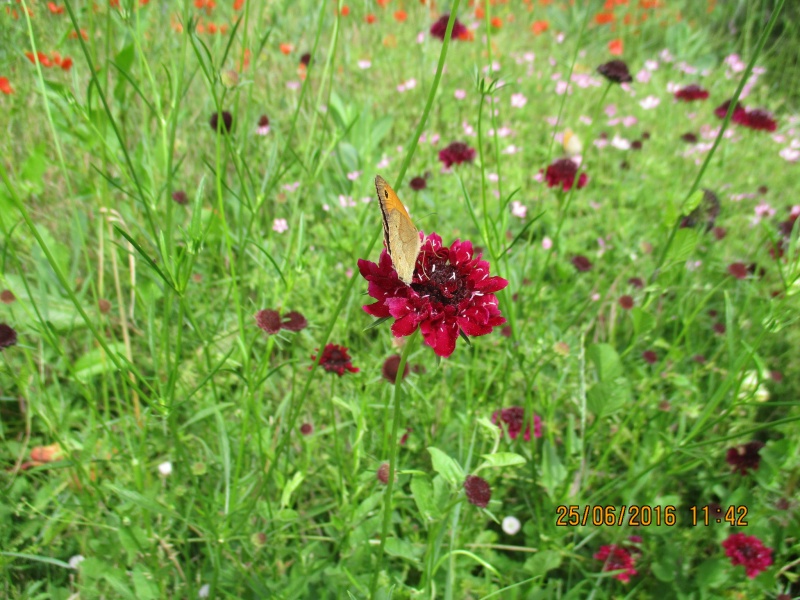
[311,343,359,376]
[0,290,16,304]
[430,14,467,41]
[571,255,592,272]
[409,176,427,191]
[597,59,632,84]
[0,323,17,349]
[382,354,409,383]
[377,462,392,484]
[438,142,475,168]
[681,132,698,143]
[543,158,588,191]
[281,310,308,332]
[210,110,233,134]
[255,309,282,334]
[258,114,270,127]
[463,474,491,508]
[726,440,764,475]
[358,232,508,358]
[714,99,747,123]
[594,544,638,583]
[172,190,188,205]
[722,533,773,578]
[674,84,709,102]
[642,350,657,364]
[300,422,314,435]
[491,407,542,441]
[728,262,748,280]
[300,52,311,66]
[740,109,777,132]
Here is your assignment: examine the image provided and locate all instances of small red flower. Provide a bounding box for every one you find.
[255,309,281,334]
[358,233,508,358]
[628,277,644,289]
[60,57,73,71]
[597,59,632,84]
[430,14,467,41]
[377,462,391,484]
[571,255,592,272]
[594,544,638,583]
[281,311,308,332]
[726,441,764,475]
[48,2,65,14]
[463,474,491,508]
[0,77,13,95]
[714,99,747,123]
[543,158,588,191]
[491,407,541,441]
[722,533,773,578]
[172,190,188,205]
[739,108,777,132]
[438,141,475,168]
[674,84,709,101]
[642,350,657,364]
[728,262,748,280]
[382,354,409,383]
[409,176,427,191]
[210,111,233,134]
[300,422,313,435]
[619,295,634,309]
[0,323,18,349]
[311,343,359,376]
[0,290,16,304]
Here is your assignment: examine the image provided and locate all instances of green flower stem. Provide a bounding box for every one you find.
[370,328,420,597]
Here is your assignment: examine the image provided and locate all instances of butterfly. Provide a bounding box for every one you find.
[562,128,583,157]
[375,175,422,285]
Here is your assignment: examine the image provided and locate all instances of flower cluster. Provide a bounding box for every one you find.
[491,407,542,441]
[722,533,773,578]
[594,544,638,583]
[25,51,73,71]
[726,440,764,474]
[311,343,359,376]
[430,14,467,41]
[255,309,308,334]
[714,98,777,132]
[597,59,632,84]
[543,158,588,191]
[674,84,709,102]
[358,233,508,358]
[438,142,476,168]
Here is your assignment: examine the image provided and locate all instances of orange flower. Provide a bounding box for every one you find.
[608,38,623,55]
[0,77,13,95]
[195,21,205,34]
[377,0,390,6]
[194,0,204,8]
[240,48,251,70]
[207,22,217,34]
[366,13,376,23]
[234,0,245,9]
[603,0,614,7]
[60,57,73,71]
[475,6,484,18]
[341,5,350,16]
[48,2,65,14]
[458,29,474,41]
[490,16,502,28]
[69,28,89,40]
[623,13,633,24]
[639,0,659,7]
[594,12,615,24]
[531,19,549,34]
[30,443,64,463]
[280,43,293,55]
[393,9,407,21]
[51,52,62,66]
[219,23,228,34]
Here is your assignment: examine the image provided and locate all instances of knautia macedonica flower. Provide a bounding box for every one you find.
[722,533,773,578]
[358,232,508,358]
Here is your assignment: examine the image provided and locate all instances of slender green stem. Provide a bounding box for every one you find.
[370,329,420,597]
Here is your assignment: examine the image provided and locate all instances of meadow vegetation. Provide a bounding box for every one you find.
[1,0,799,598]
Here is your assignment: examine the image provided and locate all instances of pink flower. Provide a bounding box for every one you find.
[511,93,527,108]
[722,533,773,578]
[491,407,542,441]
[454,89,466,100]
[594,544,638,583]
[272,218,289,233]
[357,233,508,357]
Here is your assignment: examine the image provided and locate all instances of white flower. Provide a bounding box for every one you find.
[69,555,85,570]
[272,218,289,233]
[510,93,527,108]
[502,516,521,535]
[780,147,800,162]
[198,583,211,598]
[158,461,172,476]
[511,201,527,219]
[639,95,661,110]
[357,59,371,70]
[346,171,361,181]
[542,236,553,250]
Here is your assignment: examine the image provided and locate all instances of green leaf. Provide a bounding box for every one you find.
[280,471,304,509]
[73,342,126,383]
[694,558,728,588]
[427,447,464,487]
[523,549,562,575]
[410,476,435,521]
[681,188,705,216]
[631,307,656,337]
[132,566,159,600]
[480,452,526,468]
[664,228,700,268]
[539,441,566,497]
[587,343,623,381]
[384,538,420,564]
[587,377,631,417]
